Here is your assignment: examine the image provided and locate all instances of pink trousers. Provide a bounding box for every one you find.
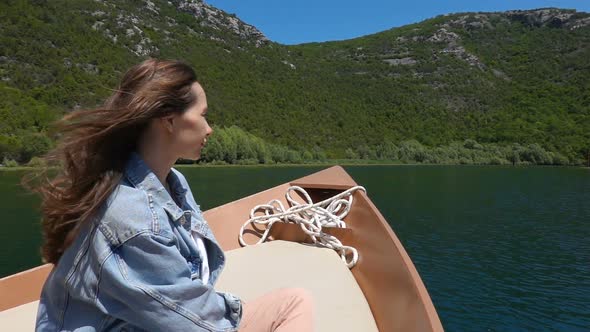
[238,288,315,332]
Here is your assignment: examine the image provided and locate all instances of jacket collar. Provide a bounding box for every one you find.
[124,151,191,228]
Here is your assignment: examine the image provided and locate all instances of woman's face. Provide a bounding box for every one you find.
[169,82,213,160]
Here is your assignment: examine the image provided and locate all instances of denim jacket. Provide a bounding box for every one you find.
[36,152,242,331]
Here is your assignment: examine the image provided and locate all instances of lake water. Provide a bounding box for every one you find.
[1,165,589,330]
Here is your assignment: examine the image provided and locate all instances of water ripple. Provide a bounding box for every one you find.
[347,166,590,331]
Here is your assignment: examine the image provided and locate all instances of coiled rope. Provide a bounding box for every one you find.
[238,185,366,268]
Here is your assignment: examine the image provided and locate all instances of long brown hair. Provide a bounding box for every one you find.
[26,59,198,264]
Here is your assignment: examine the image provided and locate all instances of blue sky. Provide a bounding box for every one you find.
[205,0,590,44]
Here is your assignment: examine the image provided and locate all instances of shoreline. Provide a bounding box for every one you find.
[2,162,587,171]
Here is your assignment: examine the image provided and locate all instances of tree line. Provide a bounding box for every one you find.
[3,125,581,167]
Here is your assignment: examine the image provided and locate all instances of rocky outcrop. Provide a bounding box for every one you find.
[570,17,590,30]
[377,9,588,75]
[505,8,575,28]
[383,57,417,66]
[281,60,296,69]
[427,28,459,43]
[63,59,100,75]
[428,28,485,69]
[173,0,269,47]
[445,14,495,30]
[89,8,159,56]
[88,0,269,54]
[445,8,590,31]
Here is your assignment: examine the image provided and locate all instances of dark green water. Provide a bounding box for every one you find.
[1,166,589,331]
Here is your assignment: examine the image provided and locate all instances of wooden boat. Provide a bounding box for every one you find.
[0,166,443,331]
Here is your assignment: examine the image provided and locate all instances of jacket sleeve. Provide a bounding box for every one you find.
[97,230,242,331]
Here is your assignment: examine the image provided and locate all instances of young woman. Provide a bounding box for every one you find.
[32,59,314,331]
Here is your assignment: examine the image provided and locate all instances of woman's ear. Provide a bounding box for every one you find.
[160,115,176,134]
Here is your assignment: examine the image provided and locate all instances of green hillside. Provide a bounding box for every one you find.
[1,1,589,165]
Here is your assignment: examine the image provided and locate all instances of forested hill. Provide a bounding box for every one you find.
[1,1,589,165]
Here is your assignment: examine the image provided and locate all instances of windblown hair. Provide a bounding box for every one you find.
[25,59,198,264]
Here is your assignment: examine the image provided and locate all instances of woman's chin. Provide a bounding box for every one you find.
[178,153,201,162]
[179,146,204,161]
[192,151,202,160]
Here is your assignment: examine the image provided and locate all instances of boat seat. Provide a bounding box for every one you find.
[216,240,378,332]
[0,241,378,332]
[0,301,38,331]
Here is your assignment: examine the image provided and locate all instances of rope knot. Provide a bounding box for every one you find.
[238,185,366,268]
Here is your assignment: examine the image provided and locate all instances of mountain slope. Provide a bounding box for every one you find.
[0,1,589,163]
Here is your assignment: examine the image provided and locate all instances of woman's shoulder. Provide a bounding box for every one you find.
[96,177,173,245]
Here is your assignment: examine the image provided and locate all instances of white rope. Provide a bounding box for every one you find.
[238,185,366,268]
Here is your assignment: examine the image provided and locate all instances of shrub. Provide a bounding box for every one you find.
[2,157,18,167]
[463,139,483,150]
[344,148,358,159]
[27,156,46,167]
